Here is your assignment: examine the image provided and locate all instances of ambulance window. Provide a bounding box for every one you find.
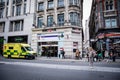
[9,47,13,49]
[21,47,26,52]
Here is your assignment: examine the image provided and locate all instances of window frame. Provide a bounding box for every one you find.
[48,0,54,9]
[57,13,64,26]
[47,15,53,27]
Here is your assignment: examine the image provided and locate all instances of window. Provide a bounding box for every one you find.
[105,0,113,10]
[69,0,79,6]
[47,15,53,27]
[69,12,80,26]
[118,0,120,11]
[0,22,5,33]
[12,0,15,4]
[38,2,44,11]
[0,8,4,18]
[7,0,9,5]
[58,13,64,26]
[21,47,26,52]
[105,18,117,28]
[48,0,54,9]
[12,6,14,16]
[9,20,24,32]
[23,3,26,14]
[14,21,20,31]
[9,47,13,49]
[6,7,8,17]
[37,17,43,28]
[16,5,21,16]
[58,0,64,7]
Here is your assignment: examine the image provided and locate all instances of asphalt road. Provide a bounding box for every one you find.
[0,63,120,80]
[0,56,120,80]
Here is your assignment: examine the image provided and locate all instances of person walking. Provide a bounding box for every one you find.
[88,47,96,68]
[75,49,80,60]
[60,48,65,59]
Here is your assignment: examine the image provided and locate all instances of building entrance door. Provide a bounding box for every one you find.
[41,46,58,57]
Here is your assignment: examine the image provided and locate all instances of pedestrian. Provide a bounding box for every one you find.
[111,44,116,62]
[75,49,80,59]
[88,47,96,68]
[60,48,65,59]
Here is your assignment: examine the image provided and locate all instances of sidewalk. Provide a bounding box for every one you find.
[36,56,120,63]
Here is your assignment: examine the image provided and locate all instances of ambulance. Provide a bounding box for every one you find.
[3,43,37,59]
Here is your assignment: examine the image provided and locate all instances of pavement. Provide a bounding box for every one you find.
[0,55,120,73]
[0,60,120,73]
[36,56,120,63]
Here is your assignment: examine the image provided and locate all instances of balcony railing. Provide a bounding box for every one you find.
[103,10,117,17]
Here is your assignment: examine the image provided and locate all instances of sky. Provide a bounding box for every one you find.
[83,0,92,29]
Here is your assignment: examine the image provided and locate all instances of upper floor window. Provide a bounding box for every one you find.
[69,0,79,6]
[38,2,44,11]
[37,17,43,28]
[48,0,54,9]
[0,8,4,18]
[12,0,15,4]
[105,0,113,10]
[0,22,5,33]
[58,0,64,7]
[6,7,8,17]
[6,0,9,5]
[23,3,26,14]
[12,6,15,16]
[117,0,120,11]
[9,20,24,32]
[57,13,64,26]
[105,18,117,28]
[16,5,21,16]
[69,12,80,26]
[47,15,53,27]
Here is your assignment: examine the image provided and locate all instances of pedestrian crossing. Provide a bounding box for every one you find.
[0,61,120,73]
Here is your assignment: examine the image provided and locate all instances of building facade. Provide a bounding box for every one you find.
[31,0,83,58]
[0,0,36,55]
[83,19,90,49]
[89,0,120,56]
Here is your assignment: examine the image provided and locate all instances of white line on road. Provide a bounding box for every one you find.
[0,61,120,73]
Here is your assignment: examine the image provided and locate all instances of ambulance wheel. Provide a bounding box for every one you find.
[25,56,29,59]
[8,55,11,59]
[32,56,35,59]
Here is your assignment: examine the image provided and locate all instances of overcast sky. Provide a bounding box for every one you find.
[83,0,92,29]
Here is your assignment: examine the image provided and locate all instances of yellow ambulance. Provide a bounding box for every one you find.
[3,43,37,59]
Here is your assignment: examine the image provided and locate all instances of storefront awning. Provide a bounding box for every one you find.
[97,33,120,39]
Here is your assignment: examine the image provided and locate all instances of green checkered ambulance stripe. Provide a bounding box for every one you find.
[4,50,19,55]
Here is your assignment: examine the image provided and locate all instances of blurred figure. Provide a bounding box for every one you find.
[60,48,65,59]
[75,49,80,60]
[88,47,96,68]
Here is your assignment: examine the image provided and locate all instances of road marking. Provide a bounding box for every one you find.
[0,61,120,73]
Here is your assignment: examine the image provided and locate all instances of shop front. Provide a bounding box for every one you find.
[96,32,120,57]
[8,35,28,43]
[37,33,64,57]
